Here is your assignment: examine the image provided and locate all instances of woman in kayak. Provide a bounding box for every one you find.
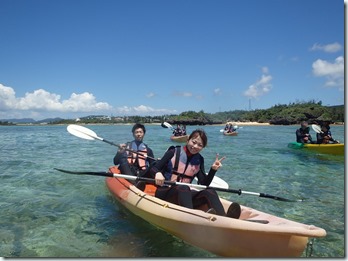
[146,129,241,219]
[316,125,340,144]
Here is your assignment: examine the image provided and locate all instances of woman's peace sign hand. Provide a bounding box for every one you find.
[211,153,226,170]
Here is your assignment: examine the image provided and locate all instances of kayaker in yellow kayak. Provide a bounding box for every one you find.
[316,125,340,144]
[296,121,313,143]
[146,129,241,219]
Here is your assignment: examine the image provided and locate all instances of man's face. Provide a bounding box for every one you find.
[133,128,145,142]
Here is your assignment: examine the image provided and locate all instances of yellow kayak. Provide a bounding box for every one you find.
[304,143,344,155]
[288,142,344,156]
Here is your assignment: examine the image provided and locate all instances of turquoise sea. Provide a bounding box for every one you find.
[0,124,345,257]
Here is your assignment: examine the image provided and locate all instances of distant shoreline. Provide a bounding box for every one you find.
[222,121,270,126]
[3,121,344,127]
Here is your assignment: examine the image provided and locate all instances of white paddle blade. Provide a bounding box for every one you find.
[220,129,224,132]
[311,124,322,134]
[211,176,229,189]
[67,124,98,140]
[163,122,173,129]
[194,175,229,189]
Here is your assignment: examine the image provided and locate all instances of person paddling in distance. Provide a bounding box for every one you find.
[146,129,241,219]
[173,124,183,136]
[316,125,340,144]
[181,124,187,135]
[113,123,155,177]
[224,123,229,131]
[228,123,237,133]
[296,121,313,144]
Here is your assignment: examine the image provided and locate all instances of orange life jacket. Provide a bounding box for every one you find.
[166,146,201,183]
[126,141,149,170]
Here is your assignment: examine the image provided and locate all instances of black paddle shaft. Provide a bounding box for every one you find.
[101,138,156,161]
[54,168,302,202]
[54,168,176,185]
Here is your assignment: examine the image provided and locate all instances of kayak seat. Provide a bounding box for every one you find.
[109,165,121,174]
[144,184,157,196]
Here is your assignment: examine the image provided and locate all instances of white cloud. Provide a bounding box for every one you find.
[261,67,269,74]
[0,84,17,109]
[173,91,193,97]
[61,92,112,112]
[290,56,299,62]
[146,92,156,98]
[214,88,222,95]
[312,56,344,89]
[310,42,342,53]
[172,91,204,100]
[0,84,180,119]
[0,84,112,119]
[0,85,112,112]
[115,105,177,116]
[16,89,62,110]
[243,68,273,99]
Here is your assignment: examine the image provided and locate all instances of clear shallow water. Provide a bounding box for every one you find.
[0,124,344,257]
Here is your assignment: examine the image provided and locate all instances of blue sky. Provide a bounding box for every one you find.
[0,0,344,120]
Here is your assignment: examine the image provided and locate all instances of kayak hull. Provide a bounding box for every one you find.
[223,131,238,136]
[105,173,326,257]
[288,142,344,156]
[170,135,189,142]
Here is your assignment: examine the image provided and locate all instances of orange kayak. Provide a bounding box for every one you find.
[223,131,238,136]
[105,170,326,257]
[170,134,189,142]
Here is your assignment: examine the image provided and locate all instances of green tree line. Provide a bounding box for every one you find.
[48,101,345,125]
[1,101,344,125]
[167,101,344,125]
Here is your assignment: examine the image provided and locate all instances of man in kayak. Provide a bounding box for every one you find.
[146,129,241,219]
[296,121,313,143]
[173,124,183,136]
[113,123,155,177]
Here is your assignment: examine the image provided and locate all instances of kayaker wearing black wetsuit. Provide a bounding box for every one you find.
[296,121,313,143]
[113,123,155,176]
[316,125,339,144]
[173,124,183,136]
[146,129,241,219]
